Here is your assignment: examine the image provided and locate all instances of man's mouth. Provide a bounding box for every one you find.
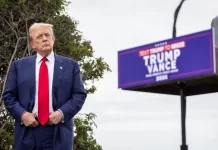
[42,44,50,47]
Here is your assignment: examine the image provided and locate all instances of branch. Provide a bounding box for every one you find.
[0,62,7,68]
[0,121,7,134]
[0,24,15,39]
[0,30,7,37]
[46,16,54,22]
[22,45,28,58]
[0,110,13,134]
[0,37,22,104]
[0,60,8,69]
[25,20,30,56]
[0,15,18,39]
[0,53,6,59]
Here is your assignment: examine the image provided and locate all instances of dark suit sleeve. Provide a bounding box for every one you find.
[59,61,87,122]
[2,62,26,123]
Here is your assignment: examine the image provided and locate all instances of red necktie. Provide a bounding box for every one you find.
[38,57,49,125]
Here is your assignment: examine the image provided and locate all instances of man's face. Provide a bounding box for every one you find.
[30,26,54,53]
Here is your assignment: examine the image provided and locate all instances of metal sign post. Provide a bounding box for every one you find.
[172,0,188,150]
[179,82,188,150]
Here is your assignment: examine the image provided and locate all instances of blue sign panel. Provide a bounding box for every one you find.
[118,29,216,89]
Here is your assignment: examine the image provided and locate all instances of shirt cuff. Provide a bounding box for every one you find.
[57,109,65,123]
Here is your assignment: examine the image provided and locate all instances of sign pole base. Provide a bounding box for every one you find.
[180,145,188,150]
[180,82,188,150]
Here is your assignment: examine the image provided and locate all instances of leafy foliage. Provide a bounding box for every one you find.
[74,113,103,150]
[0,0,110,149]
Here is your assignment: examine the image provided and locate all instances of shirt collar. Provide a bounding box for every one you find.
[36,51,54,64]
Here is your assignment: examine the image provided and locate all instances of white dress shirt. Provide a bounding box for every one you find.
[32,51,54,116]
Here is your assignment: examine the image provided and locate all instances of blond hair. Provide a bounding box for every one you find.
[29,23,55,41]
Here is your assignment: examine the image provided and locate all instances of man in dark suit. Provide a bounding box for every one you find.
[2,22,87,150]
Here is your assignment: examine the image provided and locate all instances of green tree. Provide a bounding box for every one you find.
[0,0,110,149]
[74,113,103,150]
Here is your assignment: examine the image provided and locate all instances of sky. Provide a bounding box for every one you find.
[67,0,218,150]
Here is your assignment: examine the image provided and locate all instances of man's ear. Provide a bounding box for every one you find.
[29,41,34,49]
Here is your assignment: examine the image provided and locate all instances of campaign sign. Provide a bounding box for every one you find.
[118,29,216,89]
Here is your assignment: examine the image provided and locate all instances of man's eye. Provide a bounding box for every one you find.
[37,35,42,39]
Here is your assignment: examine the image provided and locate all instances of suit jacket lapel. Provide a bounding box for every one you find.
[28,55,36,111]
[52,54,63,109]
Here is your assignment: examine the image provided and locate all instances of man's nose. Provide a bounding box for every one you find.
[42,35,47,41]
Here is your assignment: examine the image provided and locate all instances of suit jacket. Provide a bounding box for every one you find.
[2,53,87,150]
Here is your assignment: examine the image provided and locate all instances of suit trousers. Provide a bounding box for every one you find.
[32,121,55,150]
